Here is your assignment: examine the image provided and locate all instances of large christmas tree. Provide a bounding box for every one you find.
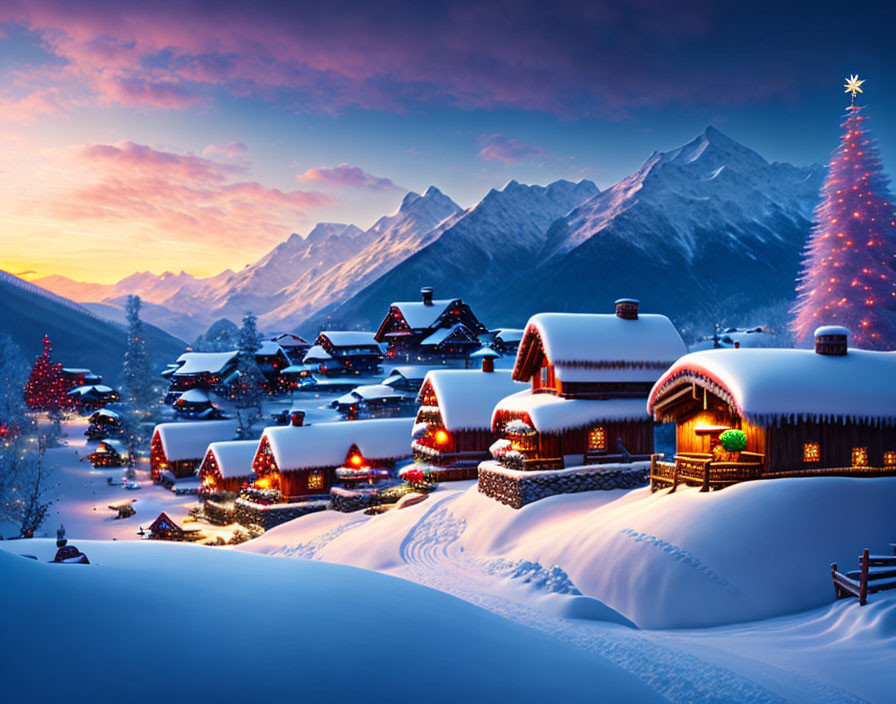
[792,76,896,349]
[23,335,69,412]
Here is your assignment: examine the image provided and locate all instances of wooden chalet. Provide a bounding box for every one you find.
[165,351,238,403]
[647,326,896,492]
[85,408,122,440]
[198,440,259,496]
[332,384,409,419]
[270,333,311,365]
[413,358,526,476]
[85,439,131,468]
[146,512,201,541]
[302,331,383,376]
[150,420,238,480]
[489,329,525,357]
[491,300,687,470]
[67,384,119,412]
[382,365,428,393]
[61,367,102,389]
[254,340,293,388]
[172,388,225,419]
[375,287,488,363]
[251,417,414,500]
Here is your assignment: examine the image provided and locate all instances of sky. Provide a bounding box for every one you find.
[1,0,895,283]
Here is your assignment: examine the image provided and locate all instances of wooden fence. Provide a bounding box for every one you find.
[832,545,896,605]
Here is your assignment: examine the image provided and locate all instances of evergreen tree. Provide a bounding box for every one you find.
[23,335,68,412]
[792,91,896,349]
[233,312,264,439]
[0,433,57,538]
[122,295,156,412]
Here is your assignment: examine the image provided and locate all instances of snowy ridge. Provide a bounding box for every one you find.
[1,270,107,323]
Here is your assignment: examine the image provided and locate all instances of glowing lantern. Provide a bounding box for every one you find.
[350,453,364,467]
[435,429,449,445]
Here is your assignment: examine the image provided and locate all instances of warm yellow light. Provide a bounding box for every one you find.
[435,429,449,445]
[350,454,364,467]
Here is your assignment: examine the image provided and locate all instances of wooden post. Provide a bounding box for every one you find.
[671,461,680,493]
[859,549,870,606]
[701,458,710,492]
[831,563,840,599]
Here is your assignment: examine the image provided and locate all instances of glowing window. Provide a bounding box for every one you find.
[803,442,820,463]
[588,427,607,452]
[852,447,869,467]
[884,451,896,468]
[308,472,324,490]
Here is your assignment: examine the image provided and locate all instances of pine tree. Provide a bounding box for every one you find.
[23,335,68,412]
[792,102,896,349]
[122,295,156,412]
[0,334,31,438]
[233,312,264,439]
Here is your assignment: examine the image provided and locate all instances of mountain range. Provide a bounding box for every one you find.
[33,127,823,340]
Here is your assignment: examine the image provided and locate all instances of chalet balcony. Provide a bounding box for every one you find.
[649,451,765,492]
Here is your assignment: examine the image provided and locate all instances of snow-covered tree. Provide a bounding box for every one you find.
[233,312,264,439]
[0,433,57,538]
[23,335,68,412]
[122,295,156,412]
[0,334,31,439]
[792,104,896,349]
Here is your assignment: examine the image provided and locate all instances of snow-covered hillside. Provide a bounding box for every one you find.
[0,543,661,704]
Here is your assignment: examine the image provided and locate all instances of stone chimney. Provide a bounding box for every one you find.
[814,326,849,356]
[290,410,306,427]
[421,286,434,306]
[615,298,640,320]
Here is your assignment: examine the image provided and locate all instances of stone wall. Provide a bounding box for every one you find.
[234,497,329,529]
[330,489,378,513]
[478,462,649,509]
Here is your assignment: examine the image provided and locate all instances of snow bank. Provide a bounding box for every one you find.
[246,475,896,630]
[0,543,661,704]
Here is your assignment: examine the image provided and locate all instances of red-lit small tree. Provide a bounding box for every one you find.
[23,335,69,412]
[792,98,896,349]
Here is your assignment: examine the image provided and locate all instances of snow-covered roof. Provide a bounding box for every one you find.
[260,417,414,471]
[271,333,310,347]
[203,440,258,479]
[648,348,896,427]
[515,312,686,383]
[420,369,526,431]
[352,384,404,401]
[176,388,212,404]
[174,351,238,376]
[89,409,120,420]
[96,439,128,456]
[68,384,114,396]
[493,390,649,434]
[493,328,524,343]
[303,345,332,362]
[318,331,379,347]
[389,299,458,330]
[384,365,429,381]
[153,420,238,461]
[420,323,475,347]
[256,340,286,357]
[62,367,95,375]
[281,364,317,374]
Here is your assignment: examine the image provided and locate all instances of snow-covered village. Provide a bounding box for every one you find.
[2,4,896,703]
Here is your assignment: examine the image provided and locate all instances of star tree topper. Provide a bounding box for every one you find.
[844,74,864,105]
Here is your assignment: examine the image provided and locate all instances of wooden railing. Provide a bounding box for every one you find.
[832,545,896,605]
[650,452,765,493]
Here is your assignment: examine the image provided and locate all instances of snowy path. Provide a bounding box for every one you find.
[266,491,873,704]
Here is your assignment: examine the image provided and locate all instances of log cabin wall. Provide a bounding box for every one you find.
[672,400,765,456]
[764,421,896,473]
[541,420,654,459]
[280,467,334,497]
[455,429,496,452]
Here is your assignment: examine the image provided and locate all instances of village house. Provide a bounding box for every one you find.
[84,439,131,468]
[382,365,428,393]
[374,287,488,363]
[269,333,311,364]
[332,384,410,418]
[488,328,525,357]
[164,351,239,403]
[303,330,384,376]
[647,326,896,492]
[149,420,238,481]
[250,416,414,500]
[172,388,227,419]
[411,351,526,479]
[198,440,259,496]
[490,300,687,471]
[61,367,102,389]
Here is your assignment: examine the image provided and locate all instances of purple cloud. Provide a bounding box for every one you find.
[202,141,249,158]
[297,164,401,191]
[477,134,548,163]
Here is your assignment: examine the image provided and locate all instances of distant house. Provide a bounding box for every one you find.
[165,351,239,403]
[198,440,259,496]
[84,439,131,468]
[270,333,311,364]
[61,367,102,389]
[491,300,687,470]
[382,365,428,393]
[251,417,414,500]
[374,287,488,363]
[149,420,238,480]
[172,388,226,419]
[67,384,119,412]
[332,384,409,418]
[254,340,293,388]
[647,326,896,492]
[489,329,525,357]
[412,360,526,478]
[303,330,383,376]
